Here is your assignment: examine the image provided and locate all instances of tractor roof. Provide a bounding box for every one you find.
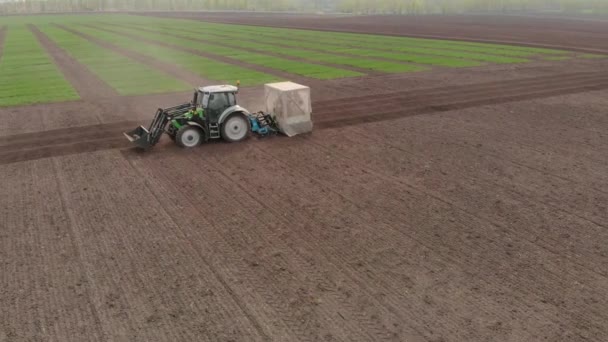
[199,85,238,93]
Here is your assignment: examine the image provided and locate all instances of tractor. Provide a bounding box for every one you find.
[124,84,277,149]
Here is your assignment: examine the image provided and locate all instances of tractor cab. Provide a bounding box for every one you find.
[194,85,239,123]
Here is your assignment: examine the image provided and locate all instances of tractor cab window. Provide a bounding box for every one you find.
[227,92,236,106]
[201,92,210,107]
[208,93,229,111]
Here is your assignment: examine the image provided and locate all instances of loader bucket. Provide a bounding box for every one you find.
[123,126,153,149]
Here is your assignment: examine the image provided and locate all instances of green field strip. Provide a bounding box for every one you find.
[140,18,567,57]
[115,24,427,74]
[275,34,528,64]
[0,26,5,57]
[543,56,571,61]
[204,21,569,56]
[38,25,190,96]
[68,24,277,86]
[580,53,607,59]
[267,29,563,56]
[94,24,363,80]
[0,26,78,107]
[174,25,480,68]
[167,22,531,64]
[121,22,480,68]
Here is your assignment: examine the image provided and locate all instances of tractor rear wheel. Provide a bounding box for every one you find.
[221,113,250,143]
[176,126,203,148]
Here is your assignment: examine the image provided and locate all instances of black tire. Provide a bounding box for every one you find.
[175,125,203,148]
[221,113,250,143]
[167,125,177,141]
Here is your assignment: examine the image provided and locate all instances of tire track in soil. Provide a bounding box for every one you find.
[193,148,533,341]
[191,143,584,341]
[347,119,608,227]
[30,25,118,101]
[313,71,603,109]
[440,101,608,159]
[0,120,137,166]
[0,120,138,147]
[0,136,128,166]
[238,138,608,340]
[56,24,212,88]
[332,124,608,271]
[313,72,608,128]
[316,79,608,129]
[422,112,608,192]
[122,153,274,342]
[0,159,105,342]
[101,22,384,76]
[83,24,314,85]
[400,108,608,195]
[1,72,606,166]
[125,150,418,341]
[285,135,608,338]
[52,150,269,341]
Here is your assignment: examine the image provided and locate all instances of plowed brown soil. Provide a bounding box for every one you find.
[1,16,608,342]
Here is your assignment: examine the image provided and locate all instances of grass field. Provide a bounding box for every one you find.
[101,23,428,73]
[39,25,190,96]
[0,13,599,107]
[0,26,78,106]
[85,24,363,79]
[142,21,529,64]
[70,24,278,86]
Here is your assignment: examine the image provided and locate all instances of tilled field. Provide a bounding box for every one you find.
[1,13,608,342]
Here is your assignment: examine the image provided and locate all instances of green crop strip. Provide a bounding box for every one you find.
[120,16,565,57]
[162,22,529,64]
[95,24,363,80]
[0,26,79,107]
[543,56,571,61]
[186,20,568,56]
[119,22,480,68]
[580,54,607,59]
[68,24,277,86]
[114,24,426,74]
[38,25,190,96]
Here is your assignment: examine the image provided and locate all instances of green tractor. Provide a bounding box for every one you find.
[124,84,277,149]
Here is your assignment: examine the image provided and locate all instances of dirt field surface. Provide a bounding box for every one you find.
[2,15,608,342]
[147,12,608,53]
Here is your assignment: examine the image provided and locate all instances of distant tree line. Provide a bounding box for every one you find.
[0,0,332,13]
[1,0,607,15]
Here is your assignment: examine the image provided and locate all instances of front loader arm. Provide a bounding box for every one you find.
[124,102,193,149]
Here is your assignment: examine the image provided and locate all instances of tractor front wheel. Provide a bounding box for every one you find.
[176,126,203,148]
[222,113,250,143]
[167,125,177,141]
